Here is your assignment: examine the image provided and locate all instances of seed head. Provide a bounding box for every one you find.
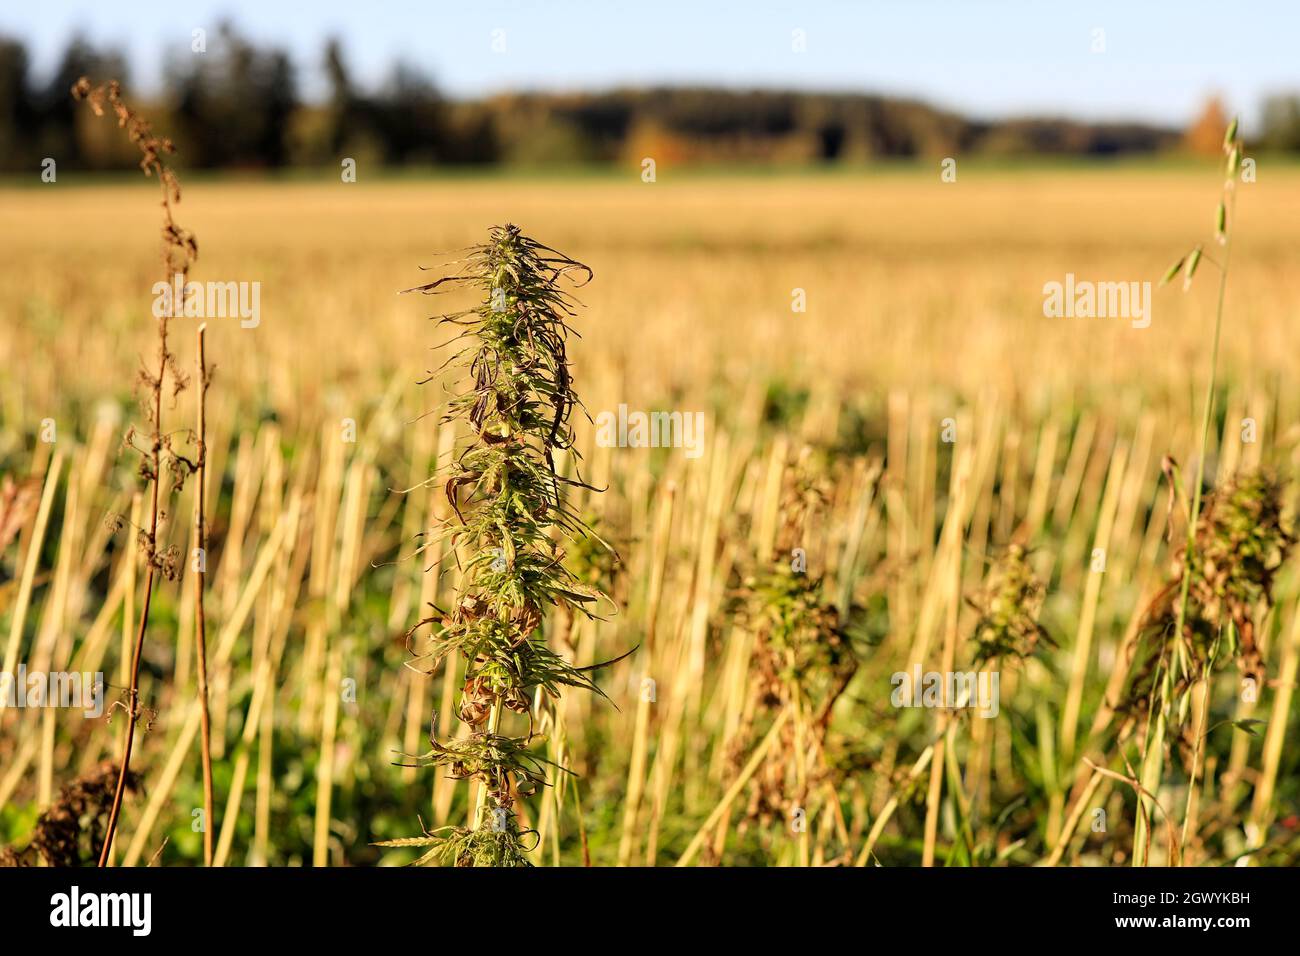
[1182,245,1203,291]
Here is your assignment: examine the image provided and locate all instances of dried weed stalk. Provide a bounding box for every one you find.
[72,78,202,866]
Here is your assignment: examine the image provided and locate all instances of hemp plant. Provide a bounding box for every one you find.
[1121,471,1292,805]
[967,544,1053,667]
[1125,471,1293,702]
[383,224,618,866]
[729,450,860,858]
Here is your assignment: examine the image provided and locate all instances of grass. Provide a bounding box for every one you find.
[1,161,1300,866]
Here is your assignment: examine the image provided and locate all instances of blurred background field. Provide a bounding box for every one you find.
[3,163,1300,865]
[4,0,1300,867]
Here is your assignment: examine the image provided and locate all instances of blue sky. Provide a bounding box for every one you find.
[3,1,1297,125]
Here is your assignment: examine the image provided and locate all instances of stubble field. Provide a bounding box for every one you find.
[2,164,1299,866]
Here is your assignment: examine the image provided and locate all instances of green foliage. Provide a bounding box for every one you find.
[968,544,1052,665]
[1180,472,1293,647]
[744,563,854,683]
[383,823,536,868]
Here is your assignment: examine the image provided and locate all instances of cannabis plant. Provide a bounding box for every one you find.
[384,225,615,866]
[1124,471,1293,716]
[968,544,1052,666]
[0,763,139,867]
[730,450,859,849]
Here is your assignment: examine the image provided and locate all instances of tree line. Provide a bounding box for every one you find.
[4,24,1300,174]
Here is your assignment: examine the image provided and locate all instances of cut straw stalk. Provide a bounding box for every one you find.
[919,448,972,867]
[2,449,63,677]
[121,507,292,866]
[675,707,791,866]
[1247,594,1300,845]
[194,323,215,866]
[616,480,675,864]
[100,373,166,867]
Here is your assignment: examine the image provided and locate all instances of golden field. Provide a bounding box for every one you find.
[2,165,1299,866]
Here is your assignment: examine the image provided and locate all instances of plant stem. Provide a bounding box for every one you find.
[99,314,167,867]
[194,323,215,867]
[475,697,504,827]
[1133,185,1236,866]
[76,78,198,868]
